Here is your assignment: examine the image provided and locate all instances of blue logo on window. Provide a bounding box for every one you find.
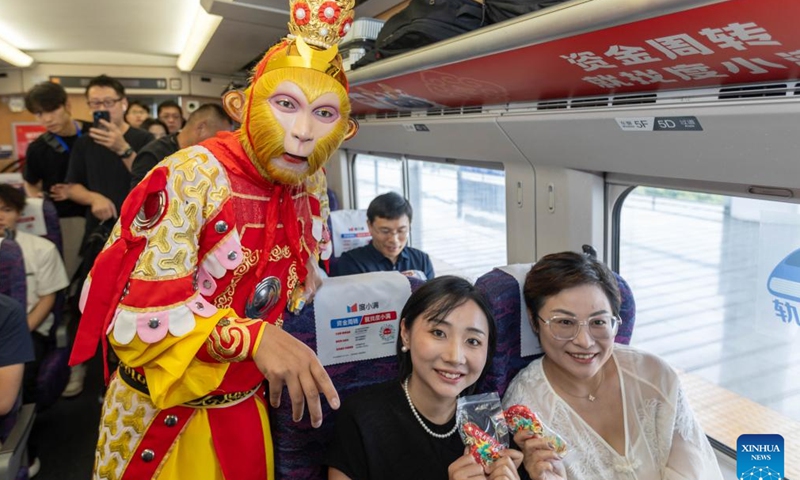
[737,434,783,480]
[767,248,800,303]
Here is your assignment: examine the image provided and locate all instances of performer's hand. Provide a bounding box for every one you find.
[254,322,339,428]
[304,256,323,299]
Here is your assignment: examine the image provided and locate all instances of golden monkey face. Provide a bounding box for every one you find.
[240,68,350,185]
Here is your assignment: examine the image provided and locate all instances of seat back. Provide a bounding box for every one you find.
[0,403,35,480]
[474,265,637,397]
[38,198,63,255]
[270,272,423,480]
[0,238,26,308]
[30,199,69,410]
[326,187,340,212]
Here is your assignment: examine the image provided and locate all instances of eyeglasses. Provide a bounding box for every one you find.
[373,227,408,239]
[87,98,123,109]
[537,314,620,341]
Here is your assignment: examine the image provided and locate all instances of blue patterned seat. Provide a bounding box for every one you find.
[39,198,62,255]
[0,238,26,308]
[29,198,70,411]
[474,265,636,397]
[270,274,423,480]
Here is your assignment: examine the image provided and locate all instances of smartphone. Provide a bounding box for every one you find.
[93,111,110,129]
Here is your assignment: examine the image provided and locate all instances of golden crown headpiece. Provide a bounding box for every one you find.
[251,0,355,89]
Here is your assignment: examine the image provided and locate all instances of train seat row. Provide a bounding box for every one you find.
[271,264,636,479]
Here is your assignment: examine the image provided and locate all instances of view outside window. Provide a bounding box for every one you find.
[352,154,507,280]
[619,187,800,424]
[353,154,403,208]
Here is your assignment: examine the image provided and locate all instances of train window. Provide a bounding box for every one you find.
[618,186,800,468]
[406,160,506,280]
[352,153,507,280]
[352,153,403,209]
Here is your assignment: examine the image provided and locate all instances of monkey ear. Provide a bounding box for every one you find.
[222,90,246,124]
[343,117,359,141]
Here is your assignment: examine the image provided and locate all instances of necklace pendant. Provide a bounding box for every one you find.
[588,394,596,402]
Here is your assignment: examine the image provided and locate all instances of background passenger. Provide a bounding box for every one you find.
[0,185,69,476]
[326,275,522,480]
[503,251,722,480]
[157,100,184,134]
[0,185,69,341]
[335,191,434,279]
[0,294,34,417]
[124,100,150,129]
[130,103,232,187]
[65,74,154,245]
[22,81,90,281]
[141,118,168,140]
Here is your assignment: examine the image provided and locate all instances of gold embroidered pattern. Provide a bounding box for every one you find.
[130,147,229,280]
[214,246,259,309]
[206,317,257,363]
[286,261,299,300]
[94,377,159,480]
[269,245,292,262]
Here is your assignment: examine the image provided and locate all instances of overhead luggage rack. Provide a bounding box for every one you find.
[346,0,800,115]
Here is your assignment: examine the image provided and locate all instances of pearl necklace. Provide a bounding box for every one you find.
[403,377,459,439]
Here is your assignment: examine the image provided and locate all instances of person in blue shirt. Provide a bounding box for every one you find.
[335,192,435,280]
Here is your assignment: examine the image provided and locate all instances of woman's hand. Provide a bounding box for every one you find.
[486,449,523,480]
[514,431,567,480]
[448,449,487,479]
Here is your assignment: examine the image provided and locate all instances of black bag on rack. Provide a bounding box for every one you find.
[484,0,570,25]
[354,0,485,68]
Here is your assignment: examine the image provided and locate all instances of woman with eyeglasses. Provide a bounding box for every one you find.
[503,252,722,480]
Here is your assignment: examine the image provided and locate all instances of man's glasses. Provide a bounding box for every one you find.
[537,314,620,341]
[87,98,123,109]
[373,228,408,239]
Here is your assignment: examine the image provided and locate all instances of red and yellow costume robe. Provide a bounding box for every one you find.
[71,132,330,480]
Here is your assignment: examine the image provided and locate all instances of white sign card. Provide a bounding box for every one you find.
[315,271,412,366]
[329,209,371,257]
[17,197,47,237]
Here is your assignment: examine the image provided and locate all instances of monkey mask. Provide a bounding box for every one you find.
[223,0,358,186]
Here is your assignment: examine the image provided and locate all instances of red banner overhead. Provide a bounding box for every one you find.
[350,0,800,115]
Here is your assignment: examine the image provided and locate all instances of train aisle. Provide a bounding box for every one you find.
[34,354,102,479]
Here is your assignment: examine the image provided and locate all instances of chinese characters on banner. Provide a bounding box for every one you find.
[561,22,797,89]
[350,0,800,115]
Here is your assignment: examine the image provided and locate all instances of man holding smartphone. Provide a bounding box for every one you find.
[65,75,153,243]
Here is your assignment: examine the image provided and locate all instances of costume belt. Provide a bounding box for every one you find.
[118,364,259,408]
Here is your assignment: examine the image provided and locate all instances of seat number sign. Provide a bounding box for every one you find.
[616,116,703,131]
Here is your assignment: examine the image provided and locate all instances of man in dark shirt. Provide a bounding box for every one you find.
[335,192,434,280]
[130,103,232,187]
[0,294,35,417]
[65,75,153,242]
[157,100,185,135]
[22,81,91,280]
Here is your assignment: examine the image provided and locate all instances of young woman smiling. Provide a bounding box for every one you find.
[326,276,522,480]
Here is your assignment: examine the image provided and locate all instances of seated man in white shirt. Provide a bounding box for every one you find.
[0,184,69,404]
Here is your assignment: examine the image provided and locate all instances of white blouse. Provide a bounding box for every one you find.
[502,345,723,480]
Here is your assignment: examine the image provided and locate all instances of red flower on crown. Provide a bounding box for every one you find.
[318,1,340,24]
[339,15,353,37]
[293,2,311,26]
